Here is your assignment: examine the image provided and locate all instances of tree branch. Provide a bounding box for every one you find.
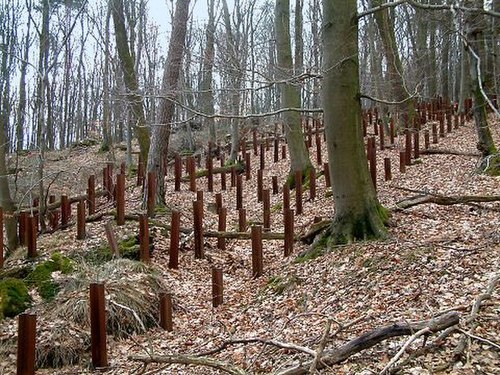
[358,1,500,19]
[279,312,459,375]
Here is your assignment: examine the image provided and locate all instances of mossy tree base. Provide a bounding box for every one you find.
[295,204,388,263]
[321,207,388,246]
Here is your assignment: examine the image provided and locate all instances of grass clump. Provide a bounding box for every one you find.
[32,258,168,369]
[85,235,153,265]
[0,278,31,319]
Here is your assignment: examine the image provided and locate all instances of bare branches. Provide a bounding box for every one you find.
[279,312,459,375]
[379,326,430,374]
[358,1,500,19]
[129,313,459,375]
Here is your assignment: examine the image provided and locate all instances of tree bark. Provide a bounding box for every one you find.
[371,0,415,126]
[110,0,150,163]
[147,0,191,203]
[275,0,312,184]
[321,0,387,245]
[200,0,216,143]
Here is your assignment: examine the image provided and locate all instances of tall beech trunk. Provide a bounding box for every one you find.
[111,0,150,163]
[465,0,499,174]
[320,0,387,245]
[201,0,216,143]
[275,0,312,183]
[147,0,191,203]
[371,0,415,126]
[221,0,242,163]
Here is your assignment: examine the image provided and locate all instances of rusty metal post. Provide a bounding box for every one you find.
[257,169,263,202]
[138,214,151,262]
[159,292,173,331]
[399,151,406,173]
[236,174,243,210]
[309,168,316,201]
[413,131,420,159]
[61,195,70,228]
[272,176,279,195]
[27,216,37,258]
[295,170,303,215]
[284,208,294,257]
[169,211,180,269]
[77,200,86,240]
[207,156,214,192]
[90,283,108,369]
[238,208,247,232]
[193,200,204,259]
[263,189,271,231]
[212,267,223,307]
[116,173,125,226]
[16,313,36,375]
[384,157,392,181]
[217,207,227,250]
[251,225,263,278]
[88,175,96,215]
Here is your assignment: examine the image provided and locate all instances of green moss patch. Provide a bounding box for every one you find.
[27,253,75,301]
[84,235,153,265]
[0,278,31,319]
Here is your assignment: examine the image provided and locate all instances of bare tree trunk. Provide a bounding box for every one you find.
[275,0,312,183]
[201,0,216,143]
[321,0,387,245]
[371,0,415,126]
[221,0,243,163]
[16,12,30,152]
[465,0,499,173]
[147,0,191,203]
[0,3,19,250]
[111,0,150,163]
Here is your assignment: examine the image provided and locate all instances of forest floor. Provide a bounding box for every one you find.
[1,116,499,375]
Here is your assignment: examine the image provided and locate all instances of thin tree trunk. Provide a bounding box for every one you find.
[275,0,312,183]
[147,0,191,203]
[111,0,150,163]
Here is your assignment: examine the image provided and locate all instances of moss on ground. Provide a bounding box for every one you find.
[0,278,31,319]
[27,253,74,301]
[85,235,153,265]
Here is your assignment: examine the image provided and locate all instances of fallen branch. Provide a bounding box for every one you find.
[420,149,481,157]
[128,353,248,375]
[204,230,290,240]
[396,194,500,210]
[182,164,245,180]
[452,272,499,362]
[279,311,459,375]
[379,327,430,374]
